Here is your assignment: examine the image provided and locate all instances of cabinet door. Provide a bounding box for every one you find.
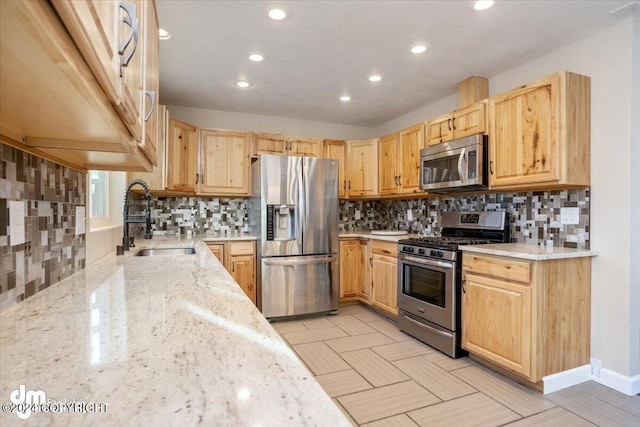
[453,102,485,139]
[324,140,346,198]
[346,139,379,197]
[127,105,168,190]
[371,254,398,315]
[339,240,359,299]
[139,0,159,165]
[230,254,256,304]
[489,74,560,188]
[199,129,250,195]
[425,113,454,146]
[166,120,197,192]
[378,133,399,196]
[462,273,532,378]
[207,243,226,265]
[289,137,322,157]
[398,124,424,194]
[358,240,371,301]
[254,133,287,155]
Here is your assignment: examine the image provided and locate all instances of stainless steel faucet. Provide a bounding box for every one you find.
[118,179,152,254]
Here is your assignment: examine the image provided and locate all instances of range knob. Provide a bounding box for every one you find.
[402,246,414,253]
[430,249,444,258]
[418,248,425,255]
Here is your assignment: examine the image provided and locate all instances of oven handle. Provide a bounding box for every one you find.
[402,313,453,339]
[400,255,454,270]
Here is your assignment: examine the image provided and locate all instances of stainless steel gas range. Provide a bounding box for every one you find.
[397,211,509,358]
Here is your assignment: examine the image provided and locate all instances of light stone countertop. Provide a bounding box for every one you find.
[460,242,598,260]
[339,232,420,243]
[202,234,258,242]
[0,237,349,426]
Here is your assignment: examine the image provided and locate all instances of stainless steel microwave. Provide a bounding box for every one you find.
[420,134,488,193]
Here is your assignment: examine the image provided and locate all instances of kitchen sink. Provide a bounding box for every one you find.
[134,247,196,257]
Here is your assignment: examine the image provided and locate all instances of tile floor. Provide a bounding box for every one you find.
[272,303,640,427]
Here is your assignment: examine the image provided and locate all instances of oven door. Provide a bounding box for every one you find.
[397,254,456,331]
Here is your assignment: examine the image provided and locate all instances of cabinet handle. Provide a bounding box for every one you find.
[144,90,156,122]
[119,2,139,68]
[447,118,452,131]
[452,117,456,130]
[462,279,467,294]
[348,180,351,190]
[490,160,494,175]
[196,173,199,184]
[343,180,346,190]
[398,175,401,186]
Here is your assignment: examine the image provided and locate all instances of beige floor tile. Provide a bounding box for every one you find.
[503,406,595,426]
[407,392,521,427]
[393,356,477,401]
[282,326,349,345]
[326,332,394,353]
[452,365,556,417]
[567,381,640,417]
[362,413,419,427]
[292,341,350,375]
[337,303,370,316]
[315,369,373,398]
[421,351,474,371]
[302,316,336,330]
[270,320,308,334]
[368,319,412,342]
[333,398,359,426]
[330,315,377,335]
[337,381,440,425]
[341,348,410,387]
[545,381,640,426]
[353,311,385,323]
[371,340,433,362]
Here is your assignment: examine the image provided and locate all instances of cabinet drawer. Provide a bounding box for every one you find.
[371,240,397,258]
[229,241,255,255]
[463,254,530,284]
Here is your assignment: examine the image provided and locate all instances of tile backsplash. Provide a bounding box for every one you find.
[1,143,86,312]
[129,188,589,250]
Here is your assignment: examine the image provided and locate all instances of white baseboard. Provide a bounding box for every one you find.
[543,365,591,394]
[593,368,640,396]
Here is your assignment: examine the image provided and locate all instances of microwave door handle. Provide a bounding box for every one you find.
[457,147,466,183]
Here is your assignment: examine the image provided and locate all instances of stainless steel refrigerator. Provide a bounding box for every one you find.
[249,155,339,319]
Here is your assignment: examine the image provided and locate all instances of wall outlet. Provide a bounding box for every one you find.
[407,209,413,221]
[560,207,580,225]
[590,357,602,377]
[9,201,26,246]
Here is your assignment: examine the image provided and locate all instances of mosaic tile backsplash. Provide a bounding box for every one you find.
[129,188,589,250]
[1,143,86,312]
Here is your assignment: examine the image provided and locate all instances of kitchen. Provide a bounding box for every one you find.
[1,0,639,426]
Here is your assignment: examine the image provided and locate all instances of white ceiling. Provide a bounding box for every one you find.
[156,0,629,127]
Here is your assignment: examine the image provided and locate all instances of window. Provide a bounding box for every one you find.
[89,170,109,227]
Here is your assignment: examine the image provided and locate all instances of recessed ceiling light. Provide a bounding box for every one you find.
[159,28,171,40]
[368,74,382,82]
[268,8,287,20]
[249,54,264,62]
[473,0,494,11]
[234,80,252,88]
[340,96,351,102]
[411,44,428,54]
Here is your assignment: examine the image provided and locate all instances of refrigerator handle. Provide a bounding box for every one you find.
[263,255,337,266]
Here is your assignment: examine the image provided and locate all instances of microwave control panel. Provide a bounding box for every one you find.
[468,150,477,179]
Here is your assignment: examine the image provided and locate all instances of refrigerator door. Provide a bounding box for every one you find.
[301,157,339,255]
[260,155,303,257]
[261,254,339,318]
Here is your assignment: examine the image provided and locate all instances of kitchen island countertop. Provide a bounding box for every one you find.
[0,237,349,426]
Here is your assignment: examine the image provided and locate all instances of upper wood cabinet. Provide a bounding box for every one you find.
[166,120,198,193]
[323,139,347,198]
[199,129,251,196]
[140,0,160,165]
[253,132,322,157]
[488,71,590,190]
[346,139,379,197]
[0,0,153,172]
[127,105,168,191]
[379,124,425,196]
[426,102,486,146]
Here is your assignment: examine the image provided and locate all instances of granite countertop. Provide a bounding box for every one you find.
[460,242,598,260]
[0,237,349,426]
[339,231,420,242]
[202,234,258,242]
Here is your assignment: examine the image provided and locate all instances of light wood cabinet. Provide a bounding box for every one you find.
[323,140,347,198]
[0,0,154,172]
[207,240,256,305]
[166,120,198,193]
[358,239,372,302]
[370,240,398,316]
[379,124,425,196]
[339,239,360,300]
[127,105,168,191]
[426,102,486,146]
[346,139,379,197]
[199,129,251,196]
[254,132,322,157]
[488,71,590,190]
[462,253,591,388]
[140,0,160,165]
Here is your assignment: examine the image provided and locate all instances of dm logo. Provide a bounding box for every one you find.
[10,385,46,420]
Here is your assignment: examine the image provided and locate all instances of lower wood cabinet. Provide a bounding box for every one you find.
[207,240,256,305]
[339,239,360,300]
[358,239,372,302]
[461,252,591,388]
[370,240,398,316]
